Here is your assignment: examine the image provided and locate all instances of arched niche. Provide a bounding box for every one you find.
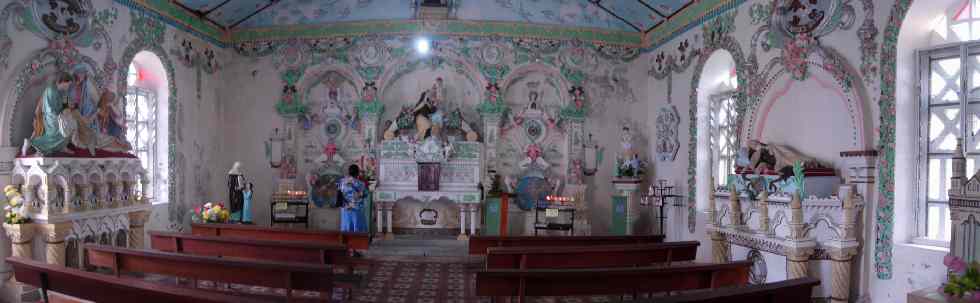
[376,55,486,129]
[0,49,103,147]
[297,66,364,150]
[494,63,572,178]
[694,49,738,213]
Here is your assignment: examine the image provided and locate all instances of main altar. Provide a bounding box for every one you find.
[374,138,483,239]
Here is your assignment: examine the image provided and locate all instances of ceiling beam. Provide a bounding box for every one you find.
[590,0,642,32]
[203,0,233,16]
[230,0,282,29]
[635,0,668,18]
[171,0,228,31]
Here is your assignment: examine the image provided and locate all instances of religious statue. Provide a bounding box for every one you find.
[736,140,826,180]
[569,86,586,110]
[569,159,585,185]
[362,81,378,103]
[620,125,635,157]
[315,143,346,172]
[242,182,253,223]
[227,162,246,223]
[413,78,445,140]
[30,72,78,155]
[614,125,645,178]
[518,144,550,173]
[485,82,500,104]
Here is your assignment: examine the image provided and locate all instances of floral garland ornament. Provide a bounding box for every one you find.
[782,33,816,80]
[3,185,29,224]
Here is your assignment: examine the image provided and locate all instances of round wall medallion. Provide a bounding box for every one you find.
[523,119,546,143]
[323,118,345,140]
[32,0,93,39]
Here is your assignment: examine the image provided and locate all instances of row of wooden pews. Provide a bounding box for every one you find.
[468,235,820,303]
[8,223,373,303]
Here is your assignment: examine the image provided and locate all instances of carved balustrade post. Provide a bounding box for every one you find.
[706,178,717,227]
[79,184,92,211]
[728,183,745,230]
[129,210,151,249]
[709,230,730,263]
[784,191,815,279]
[758,191,771,236]
[826,186,862,303]
[41,223,71,266]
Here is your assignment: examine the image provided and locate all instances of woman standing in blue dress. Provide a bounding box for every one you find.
[337,165,367,232]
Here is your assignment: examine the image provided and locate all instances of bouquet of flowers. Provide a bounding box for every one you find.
[943,254,980,301]
[195,202,230,223]
[3,185,30,224]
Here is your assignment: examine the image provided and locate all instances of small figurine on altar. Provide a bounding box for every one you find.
[614,125,646,178]
[242,182,254,223]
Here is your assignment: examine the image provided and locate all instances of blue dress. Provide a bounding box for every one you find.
[242,190,253,223]
[337,176,367,232]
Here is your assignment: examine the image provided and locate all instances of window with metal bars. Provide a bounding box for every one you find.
[125,63,158,201]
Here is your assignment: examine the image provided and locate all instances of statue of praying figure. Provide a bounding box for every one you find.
[30,72,78,155]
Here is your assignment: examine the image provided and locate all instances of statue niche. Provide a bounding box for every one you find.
[383,77,479,143]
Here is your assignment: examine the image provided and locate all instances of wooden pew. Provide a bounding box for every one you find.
[192,223,371,250]
[6,257,276,303]
[485,241,699,269]
[649,277,820,303]
[85,244,340,301]
[468,234,666,255]
[475,261,752,303]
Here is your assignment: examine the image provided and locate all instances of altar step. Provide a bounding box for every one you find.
[365,235,468,258]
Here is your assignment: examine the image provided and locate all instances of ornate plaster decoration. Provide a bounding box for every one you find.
[169,32,221,100]
[0,0,117,73]
[656,105,680,162]
[752,0,856,81]
[874,0,912,280]
[856,0,879,83]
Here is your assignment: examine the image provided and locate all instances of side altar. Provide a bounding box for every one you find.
[374,138,483,240]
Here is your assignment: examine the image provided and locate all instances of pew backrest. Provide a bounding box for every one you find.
[469,234,666,255]
[6,257,274,303]
[485,241,699,269]
[475,261,752,298]
[191,223,371,250]
[84,244,335,293]
[149,231,349,264]
[647,277,820,303]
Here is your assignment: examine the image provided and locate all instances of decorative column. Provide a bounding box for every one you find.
[40,223,71,266]
[3,224,34,259]
[128,210,151,249]
[384,202,394,240]
[612,180,642,235]
[826,186,862,303]
[758,191,772,236]
[728,183,746,230]
[468,204,477,236]
[707,182,729,262]
[784,192,815,279]
[458,204,468,240]
[376,201,385,238]
[478,108,505,171]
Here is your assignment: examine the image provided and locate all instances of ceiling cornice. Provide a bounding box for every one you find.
[229,20,644,47]
[115,0,745,51]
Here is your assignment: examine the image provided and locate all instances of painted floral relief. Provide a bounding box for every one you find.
[456,0,634,31]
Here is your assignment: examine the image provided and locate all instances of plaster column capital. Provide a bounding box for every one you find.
[128,210,151,227]
[2,223,35,245]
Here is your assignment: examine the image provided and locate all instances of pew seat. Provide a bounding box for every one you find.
[469,234,666,255]
[191,223,371,250]
[6,257,276,303]
[485,241,699,269]
[475,261,751,303]
[645,277,820,303]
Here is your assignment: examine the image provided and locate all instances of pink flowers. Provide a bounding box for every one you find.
[946,254,968,273]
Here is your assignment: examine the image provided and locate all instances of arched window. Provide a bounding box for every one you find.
[126,62,157,196]
[125,51,169,205]
[710,68,739,187]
